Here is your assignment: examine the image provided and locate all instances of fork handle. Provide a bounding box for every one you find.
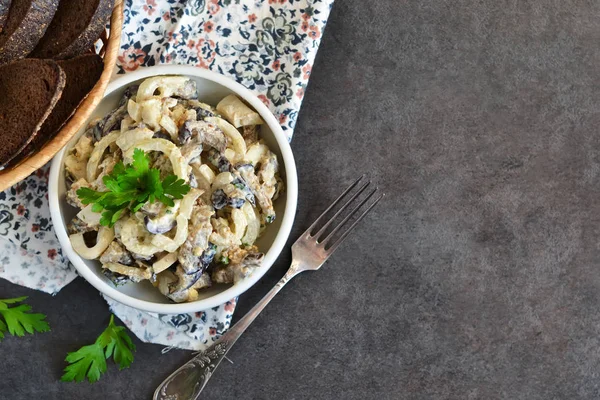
[154,264,301,400]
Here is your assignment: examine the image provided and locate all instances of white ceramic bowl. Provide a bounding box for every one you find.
[48,66,298,314]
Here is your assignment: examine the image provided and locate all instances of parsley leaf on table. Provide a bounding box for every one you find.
[61,315,136,383]
[77,148,190,227]
[0,296,50,340]
[62,344,107,383]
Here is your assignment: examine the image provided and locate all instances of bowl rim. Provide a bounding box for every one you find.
[48,65,298,314]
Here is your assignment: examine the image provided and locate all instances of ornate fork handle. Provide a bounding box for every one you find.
[154,263,302,400]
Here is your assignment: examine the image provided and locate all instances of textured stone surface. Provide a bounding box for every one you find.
[3,0,600,398]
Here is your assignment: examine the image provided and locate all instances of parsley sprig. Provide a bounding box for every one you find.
[77,149,190,227]
[0,296,50,340]
[61,315,136,383]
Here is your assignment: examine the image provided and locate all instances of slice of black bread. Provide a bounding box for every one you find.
[30,0,113,59]
[0,59,65,168]
[14,54,103,162]
[0,0,59,65]
[0,0,12,32]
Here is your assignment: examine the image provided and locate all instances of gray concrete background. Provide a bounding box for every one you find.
[3,0,600,398]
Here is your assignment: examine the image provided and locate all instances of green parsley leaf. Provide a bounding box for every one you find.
[162,175,190,199]
[61,344,107,383]
[0,296,50,340]
[97,315,135,370]
[131,148,150,176]
[76,149,191,227]
[61,315,136,383]
[77,187,104,205]
[0,319,7,340]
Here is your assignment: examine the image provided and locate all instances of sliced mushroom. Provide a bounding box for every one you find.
[102,262,152,282]
[178,205,214,274]
[189,172,198,188]
[257,152,279,199]
[100,100,129,136]
[103,270,133,287]
[157,268,211,303]
[67,216,96,235]
[178,120,227,153]
[206,148,231,172]
[212,252,264,284]
[235,164,275,223]
[211,188,246,210]
[153,130,173,141]
[241,125,259,146]
[119,84,139,107]
[171,266,202,291]
[130,251,154,262]
[185,99,218,120]
[100,241,134,266]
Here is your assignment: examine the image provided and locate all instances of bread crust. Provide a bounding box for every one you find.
[0,59,66,168]
[13,54,103,164]
[29,0,114,59]
[56,0,113,59]
[0,0,12,32]
[0,0,59,65]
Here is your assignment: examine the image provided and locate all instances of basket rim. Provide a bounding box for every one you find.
[0,0,124,191]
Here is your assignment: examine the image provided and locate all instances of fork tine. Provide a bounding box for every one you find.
[323,191,384,254]
[320,186,378,244]
[314,179,371,241]
[304,174,366,237]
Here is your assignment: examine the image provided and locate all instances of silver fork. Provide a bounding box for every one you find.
[154,176,384,400]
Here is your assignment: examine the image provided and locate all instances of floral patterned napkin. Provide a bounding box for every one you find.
[0,0,333,350]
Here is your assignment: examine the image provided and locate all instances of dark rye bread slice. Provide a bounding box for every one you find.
[30,0,113,59]
[0,0,12,32]
[0,0,58,65]
[0,59,65,169]
[14,54,103,162]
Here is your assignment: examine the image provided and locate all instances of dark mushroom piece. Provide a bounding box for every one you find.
[100,103,128,135]
[211,188,246,210]
[207,148,231,172]
[119,84,139,107]
[189,172,198,188]
[178,206,214,274]
[182,99,218,120]
[157,267,211,303]
[102,262,153,282]
[173,79,197,100]
[178,120,227,153]
[103,270,133,287]
[212,252,264,284]
[98,85,139,136]
[67,216,96,235]
[231,177,255,206]
[235,163,276,222]
[196,107,216,120]
[130,251,154,262]
[153,130,173,141]
[170,266,202,292]
[100,241,134,266]
[241,125,259,146]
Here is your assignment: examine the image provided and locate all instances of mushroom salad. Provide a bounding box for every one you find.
[64,75,284,303]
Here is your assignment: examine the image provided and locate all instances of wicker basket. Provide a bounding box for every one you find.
[0,0,124,191]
